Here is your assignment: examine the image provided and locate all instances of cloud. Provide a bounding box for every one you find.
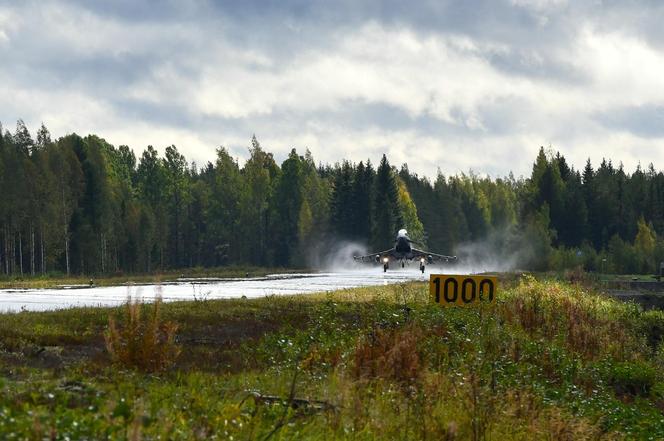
[1,0,664,179]
[595,105,664,138]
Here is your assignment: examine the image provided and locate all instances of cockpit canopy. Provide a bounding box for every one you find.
[397,229,408,238]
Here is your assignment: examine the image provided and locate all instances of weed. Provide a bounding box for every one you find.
[191,283,211,303]
[104,296,181,372]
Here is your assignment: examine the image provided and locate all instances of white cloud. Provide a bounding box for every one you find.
[0,6,14,46]
[191,23,518,129]
[1,0,664,180]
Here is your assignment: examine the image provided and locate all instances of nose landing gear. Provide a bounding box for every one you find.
[383,263,389,272]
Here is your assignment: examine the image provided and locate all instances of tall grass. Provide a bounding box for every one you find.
[500,275,645,360]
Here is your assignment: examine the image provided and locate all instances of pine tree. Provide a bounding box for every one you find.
[273,149,304,265]
[371,155,400,250]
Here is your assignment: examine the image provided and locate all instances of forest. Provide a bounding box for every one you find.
[1,119,664,276]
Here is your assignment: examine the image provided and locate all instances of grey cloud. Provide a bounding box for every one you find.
[486,48,589,85]
[595,105,664,138]
[2,0,664,179]
[62,0,199,22]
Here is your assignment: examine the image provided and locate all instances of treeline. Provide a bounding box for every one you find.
[1,120,664,276]
[0,121,421,275]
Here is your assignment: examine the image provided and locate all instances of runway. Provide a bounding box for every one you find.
[0,269,435,312]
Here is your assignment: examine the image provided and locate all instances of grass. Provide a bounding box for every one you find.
[0,266,308,289]
[2,276,664,439]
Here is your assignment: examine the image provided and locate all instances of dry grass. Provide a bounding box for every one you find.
[500,275,643,360]
[104,296,181,372]
[351,324,424,386]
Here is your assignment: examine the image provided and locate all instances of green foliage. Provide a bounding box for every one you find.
[208,147,242,264]
[521,204,555,271]
[3,119,664,275]
[274,149,305,265]
[395,176,425,244]
[238,137,278,265]
[635,217,657,272]
[650,381,664,407]
[609,361,657,397]
[371,154,401,250]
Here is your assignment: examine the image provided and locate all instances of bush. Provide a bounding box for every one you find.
[609,361,657,397]
[104,296,180,372]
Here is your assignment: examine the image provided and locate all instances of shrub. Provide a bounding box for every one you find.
[609,361,657,397]
[104,296,181,372]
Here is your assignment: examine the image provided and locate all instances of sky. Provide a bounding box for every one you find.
[1,0,664,179]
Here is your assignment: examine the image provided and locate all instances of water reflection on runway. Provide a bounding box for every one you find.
[0,269,440,312]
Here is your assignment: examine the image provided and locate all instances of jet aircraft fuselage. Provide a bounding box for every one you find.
[393,229,414,257]
[353,228,457,273]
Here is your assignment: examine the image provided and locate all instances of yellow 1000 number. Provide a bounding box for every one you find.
[429,275,497,306]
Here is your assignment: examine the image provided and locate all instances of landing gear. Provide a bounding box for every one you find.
[383,263,389,272]
[401,261,405,268]
[420,263,425,274]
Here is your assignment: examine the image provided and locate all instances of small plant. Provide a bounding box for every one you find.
[191,283,211,303]
[104,296,181,372]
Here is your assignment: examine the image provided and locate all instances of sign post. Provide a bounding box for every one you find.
[429,274,498,306]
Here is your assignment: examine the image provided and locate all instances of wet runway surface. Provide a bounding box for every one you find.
[0,269,437,312]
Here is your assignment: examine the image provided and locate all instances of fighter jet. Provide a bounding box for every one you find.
[353,228,457,273]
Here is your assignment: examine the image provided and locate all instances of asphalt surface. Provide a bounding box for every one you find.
[0,268,435,312]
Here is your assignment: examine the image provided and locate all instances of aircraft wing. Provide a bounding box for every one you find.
[353,248,395,262]
[411,248,457,262]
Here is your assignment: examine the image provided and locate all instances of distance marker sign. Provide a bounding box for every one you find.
[429,274,498,306]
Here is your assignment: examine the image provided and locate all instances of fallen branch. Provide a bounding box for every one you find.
[244,390,339,415]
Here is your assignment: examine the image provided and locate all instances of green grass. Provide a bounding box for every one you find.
[2,277,664,439]
[0,266,308,289]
